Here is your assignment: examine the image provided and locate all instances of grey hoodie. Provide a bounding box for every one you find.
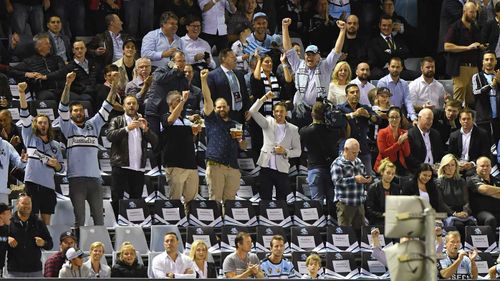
[58,261,91,278]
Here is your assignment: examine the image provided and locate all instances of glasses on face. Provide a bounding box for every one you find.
[388,116,400,120]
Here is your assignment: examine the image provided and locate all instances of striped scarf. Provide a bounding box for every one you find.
[261,70,280,116]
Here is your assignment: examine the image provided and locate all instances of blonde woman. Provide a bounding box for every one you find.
[436,154,476,234]
[327,61,352,105]
[188,240,217,278]
[111,242,147,277]
[365,158,401,225]
[83,241,111,278]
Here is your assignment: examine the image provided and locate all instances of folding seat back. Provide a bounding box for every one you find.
[118,199,152,226]
[465,226,497,253]
[360,225,393,252]
[294,176,311,201]
[325,252,359,279]
[293,200,326,227]
[258,200,292,227]
[47,225,73,251]
[326,225,360,252]
[150,225,184,253]
[50,199,75,226]
[255,225,290,254]
[79,225,113,254]
[114,226,149,255]
[290,226,325,253]
[291,251,314,278]
[152,199,188,226]
[220,225,251,252]
[475,252,495,279]
[223,200,257,226]
[188,200,222,227]
[360,251,389,279]
[186,226,220,253]
[326,201,338,226]
[147,251,162,278]
[31,100,58,120]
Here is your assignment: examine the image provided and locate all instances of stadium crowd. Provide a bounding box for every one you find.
[0,0,499,279]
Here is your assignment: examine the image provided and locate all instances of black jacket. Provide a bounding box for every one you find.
[367,34,410,69]
[365,181,401,225]
[88,31,132,69]
[432,108,461,150]
[406,126,443,173]
[48,33,72,62]
[448,125,492,162]
[111,259,147,278]
[481,19,500,54]
[472,71,500,124]
[7,213,53,272]
[195,262,217,278]
[106,114,159,168]
[145,66,189,118]
[9,53,68,92]
[402,178,442,212]
[66,58,98,96]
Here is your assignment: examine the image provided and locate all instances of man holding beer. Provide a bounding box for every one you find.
[161,90,201,210]
[200,69,246,202]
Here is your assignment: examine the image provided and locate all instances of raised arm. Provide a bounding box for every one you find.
[282,18,292,51]
[105,71,119,104]
[333,20,346,54]
[60,72,76,105]
[18,82,28,109]
[167,91,188,125]
[280,53,293,83]
[200,69,214,116]
[253,51,262,80]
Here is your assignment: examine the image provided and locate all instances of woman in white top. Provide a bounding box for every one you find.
[327,61,351,105]
[402,163,443,212]
[189,240,217,278]
[84,241,111,278]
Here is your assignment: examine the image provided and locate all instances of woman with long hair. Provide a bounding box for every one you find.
[327,61,351,105]
[436,154,476,235]
[188,240,217,278]
[402,163,442,212]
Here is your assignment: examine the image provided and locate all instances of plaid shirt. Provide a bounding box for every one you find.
[330,155,367,206]
[43,251,65,277]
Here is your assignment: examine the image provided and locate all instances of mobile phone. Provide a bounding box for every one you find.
[363,175,371,179]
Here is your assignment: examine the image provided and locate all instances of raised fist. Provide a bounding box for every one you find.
[18,82,27,92]
[282,18,292,27]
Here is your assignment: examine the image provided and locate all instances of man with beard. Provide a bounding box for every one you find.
[432,99,462,150]
[437,231,478,279]
[58,71,117,227]
[247,12,272,50]
[377,57,417,124]
[106,95,158,216]
[18,82,64,225]
[409,57,446,112]
[7,194,53,277]
[351,62,375,106]
[282,17,346,128]
[472,51,500,141]
[201,69,247,203]
[43,231,77,277]
[341,15,368,72]
[444,2,485,107]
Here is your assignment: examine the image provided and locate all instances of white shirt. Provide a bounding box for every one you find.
[151,251,195,279]
[327,83,347,106]
[419,189,430,203]
[460,127,473,161]
[418,127,434,164]
[351,77,374,105]
[409,76,446,110]
[123,114,142,171]
[221,65,242,108]
[198,0,236,35]
[192,261,208,279]
[269,123,287,170]
[180,35,216,69]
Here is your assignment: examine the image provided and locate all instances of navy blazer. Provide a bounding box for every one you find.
[206,67,250,124]
[406,126,443,173]
[448,126,491,162]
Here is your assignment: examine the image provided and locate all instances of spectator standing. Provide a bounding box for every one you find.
[106,95,159,216]
[7,194,53,277]
[50,0,86,38]
[18,82,64,225]
[0,138,25,204]
[123,0,154,38]
[0,203,12,275]
[6,0,45,36]
[66,41,99,107]
[181,15,217,71]
[409,57,446,112]
[331,138,372,232]
[198,0,237,53]
[46,15,71,63]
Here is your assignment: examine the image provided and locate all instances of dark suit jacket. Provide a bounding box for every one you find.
[406,126,443,173]
[88,31,132,68]
[431,108,460,150]
[367,34,410,69]
[48,33,72,61]
[448,126,492,162]
[481,19,500,53]
[206,67,250,124]
[66,58,98,96]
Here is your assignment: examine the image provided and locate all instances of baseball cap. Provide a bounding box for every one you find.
[0,203,12,213]
[377,87,393,97]
[65,247,87,261]
[60,231,77,243]
[253,12,268,22]
[305,45,319,54]
[122,38,137,49]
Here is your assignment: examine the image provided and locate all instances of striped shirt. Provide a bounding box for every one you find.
[20,108,64,189]
[58,101,113,178]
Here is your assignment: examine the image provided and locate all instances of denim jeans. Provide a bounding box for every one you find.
[52,0,86,37]
[358,153,374,177]
[307,167,334,205]
[123,0,154,38]
[11,3,43,36]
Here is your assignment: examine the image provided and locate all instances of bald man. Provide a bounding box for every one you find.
[406,108,443,173]
[444,2,486,107]
[330,138,372,231]
[341,15,368,72]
